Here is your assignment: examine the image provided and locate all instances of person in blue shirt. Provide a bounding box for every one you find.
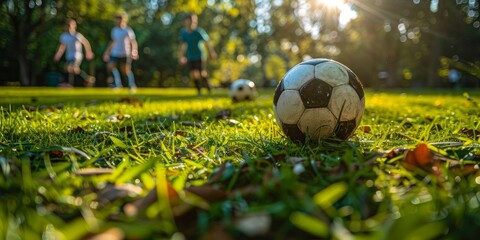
[103,12,138,93]
[179,13,217,95]
[53,19,95,87]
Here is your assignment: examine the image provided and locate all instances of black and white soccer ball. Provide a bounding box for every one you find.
[273,58,365,143]
[230,79,258,102]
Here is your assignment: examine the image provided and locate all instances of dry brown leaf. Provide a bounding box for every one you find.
[414,143,433,166]
[360,125,372,133]
[119,97,143,107]
[123,183,179,217]
[202,223,235,240]
[209,163,228,183]
[186,185,226,202]
[84,228,124,240]
[215,109,231,119]
[97,183,143,205]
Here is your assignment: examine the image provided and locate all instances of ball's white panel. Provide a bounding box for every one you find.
[355,97,366,126]
[275,90,305,124]
[328,85,361,121]
[298,108,336,139]
[230,79,257,100]
[273,104,282,127]
[315,62,349,87]
[283,65,315,90]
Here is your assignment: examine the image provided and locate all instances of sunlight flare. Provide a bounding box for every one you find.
[317,0,346,9]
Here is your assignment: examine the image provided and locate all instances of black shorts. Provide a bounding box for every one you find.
[187,59,204,71]
[109,56,132,66]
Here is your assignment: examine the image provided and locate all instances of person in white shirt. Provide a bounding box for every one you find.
[53,19,94,87]
[103,12,138,92]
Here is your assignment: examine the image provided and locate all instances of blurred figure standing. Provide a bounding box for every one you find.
[179,13,217,95]
[103,12,138,93]
[53,19,95,87]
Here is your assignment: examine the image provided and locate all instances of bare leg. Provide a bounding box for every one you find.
[191,69,202,95]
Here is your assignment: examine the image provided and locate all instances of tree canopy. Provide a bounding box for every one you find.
[1,0,479,88]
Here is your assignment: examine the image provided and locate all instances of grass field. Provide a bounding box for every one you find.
[1,87,480,239]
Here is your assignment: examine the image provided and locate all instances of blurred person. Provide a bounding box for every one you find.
[103,12,138,93]
[53,18,95,87]
[179,13,217,95]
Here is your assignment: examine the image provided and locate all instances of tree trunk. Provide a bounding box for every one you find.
[12,15,32,86]
[17,54,30,86]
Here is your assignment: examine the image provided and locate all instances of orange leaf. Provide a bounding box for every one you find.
[403,150,418,171]
[360,125,371,133]
[414,143,433,166]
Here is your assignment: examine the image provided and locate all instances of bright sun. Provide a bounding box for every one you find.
[318,0,346,9]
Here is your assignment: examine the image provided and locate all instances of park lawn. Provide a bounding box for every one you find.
[1,87,480,239]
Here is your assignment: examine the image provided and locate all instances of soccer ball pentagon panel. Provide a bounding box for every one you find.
[273,58,365,143]
[230,79,258,102]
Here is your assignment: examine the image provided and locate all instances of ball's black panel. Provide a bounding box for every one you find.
[282,123,306,143]
[334,119,357,140]
[273,80,284,106]
[347,71,364,100]
[238,86,244,91]
[300,58,331,66]
[299,79,333,108]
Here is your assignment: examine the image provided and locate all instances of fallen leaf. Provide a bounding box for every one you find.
[84,227,124,240]
[185,185,226,202]
[123,183,179,217]
[74,168,113,176]
[451,164,480,176]
[202,223,235,240]
[175,130,187,137]
[50,150,64,158]
[360,125,371,133]
[227,185,260,198]
[460,127,480,139]
[403,143,433,168]
[119,97,143,107]
[72,126,85,133]
[215,109,231,119]
[413,143,433,166]
[97,183,143,205]
[181,121,203,128]
[234,212,271,237]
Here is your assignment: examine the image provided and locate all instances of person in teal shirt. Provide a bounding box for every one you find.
[179,13,217,95]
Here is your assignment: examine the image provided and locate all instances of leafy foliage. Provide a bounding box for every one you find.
[2,0,479,88]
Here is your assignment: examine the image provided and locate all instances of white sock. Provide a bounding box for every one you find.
[112,68,122,87]
[127,72,136,88]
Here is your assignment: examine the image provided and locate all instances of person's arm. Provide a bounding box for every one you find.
[203,40,217,60]
[53,42,66,62]
[131,38,138,60]
[179,42,187,65]
[103,41,114,62]
[80,35,94,60]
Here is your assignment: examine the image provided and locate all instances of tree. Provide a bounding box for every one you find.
[0,0,121,86]
[335,0,480,88]
[1,0,56,85]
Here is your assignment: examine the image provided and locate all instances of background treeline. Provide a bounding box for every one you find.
[0,0,479,88]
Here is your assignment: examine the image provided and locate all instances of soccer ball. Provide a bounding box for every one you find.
[230,79,258,102]
[273,58,365,143]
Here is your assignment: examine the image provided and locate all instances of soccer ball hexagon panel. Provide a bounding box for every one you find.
[230,79,258,102]
[273,58,365,143]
